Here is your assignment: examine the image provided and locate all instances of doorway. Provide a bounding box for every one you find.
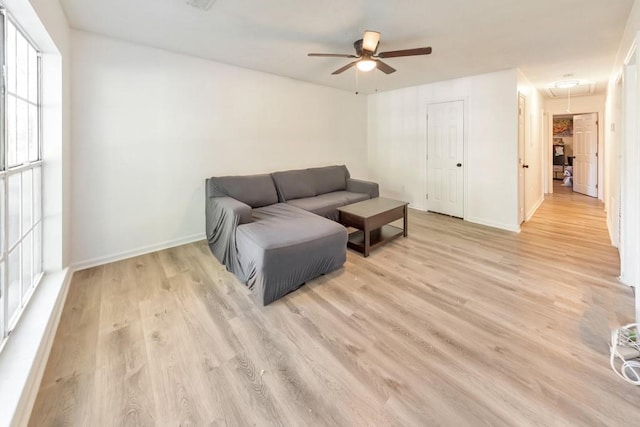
[551,113,598,197]
[426,100,464,217]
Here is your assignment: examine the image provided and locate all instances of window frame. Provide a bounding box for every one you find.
[0,6,43,352]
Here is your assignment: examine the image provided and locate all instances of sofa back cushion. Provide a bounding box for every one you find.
[311,165,350,195]
[271,169,317,201]
[208,174,278,208]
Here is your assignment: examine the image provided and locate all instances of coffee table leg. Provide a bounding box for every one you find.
[364,222,370,257]
[404,205,408,237]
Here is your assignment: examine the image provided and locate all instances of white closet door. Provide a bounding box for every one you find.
[427,101,464,217]
[573,113,598,197]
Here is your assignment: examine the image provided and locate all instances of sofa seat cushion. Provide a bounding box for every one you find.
[287,191,370,221]
[235,203,347,305]
[238,203,344,249]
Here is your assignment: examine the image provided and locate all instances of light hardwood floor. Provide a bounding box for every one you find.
[30,186,640,426]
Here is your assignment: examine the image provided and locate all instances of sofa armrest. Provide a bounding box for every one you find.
[205,196,252,265]
[347,178,379,199]
[214,196,253,225]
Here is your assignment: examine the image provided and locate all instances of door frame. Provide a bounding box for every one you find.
[425,98,468,219]
[518,93,526,224]
[547,111,600,196]
[610,73,623,248]
[620,52,640,291]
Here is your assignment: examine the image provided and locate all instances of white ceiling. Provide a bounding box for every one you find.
[59,0,635,95]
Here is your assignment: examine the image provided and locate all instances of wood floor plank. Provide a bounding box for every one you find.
[170,269,240,365]
[140,295,209,425]
[28,371,95,427]
[29,184,640,426]
[93,319,157,427]
[36,267,103,388]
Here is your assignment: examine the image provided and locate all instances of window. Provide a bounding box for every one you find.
[0,8,43,351]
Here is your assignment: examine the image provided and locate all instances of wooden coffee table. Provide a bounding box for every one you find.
[337,197,408,257]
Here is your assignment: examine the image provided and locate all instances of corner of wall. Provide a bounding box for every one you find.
[525,195,544,222]
[465,216,521,233]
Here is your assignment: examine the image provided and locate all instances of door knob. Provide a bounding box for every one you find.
[456,163,462,167]
[523,164,529,168]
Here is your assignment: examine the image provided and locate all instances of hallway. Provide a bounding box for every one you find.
[524,181,632,346]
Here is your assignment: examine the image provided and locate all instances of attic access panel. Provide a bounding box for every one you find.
[546,83,595,98]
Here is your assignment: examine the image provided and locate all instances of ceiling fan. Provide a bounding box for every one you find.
[308,30,432,75]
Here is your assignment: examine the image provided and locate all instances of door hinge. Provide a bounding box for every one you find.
[426,194,429,200]
[596,152,598,157]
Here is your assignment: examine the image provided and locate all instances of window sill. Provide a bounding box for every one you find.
[0,268,71,427]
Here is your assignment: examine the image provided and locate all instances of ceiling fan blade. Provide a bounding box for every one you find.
[362,30,381,52]
[308,53,358,58]
[331,61,358,75]
[377,47,432,58]
[375,59,396,74]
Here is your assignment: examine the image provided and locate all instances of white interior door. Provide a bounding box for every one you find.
[573,113,598,197]
[427,100,464,217]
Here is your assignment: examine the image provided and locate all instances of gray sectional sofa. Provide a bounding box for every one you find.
[205,165,378,305]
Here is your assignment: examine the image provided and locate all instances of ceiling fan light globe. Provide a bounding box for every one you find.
[357,59,376,72]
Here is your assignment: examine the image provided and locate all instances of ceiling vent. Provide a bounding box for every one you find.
[546,82,595,98]
[186,0,217,11]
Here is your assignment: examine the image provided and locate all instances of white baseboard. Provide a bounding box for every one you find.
[525,196,544,222]
[607,216,616,248]
[465,216,521,233]
[606,204,620,248]
[410,206,520,232]
[72,233,206,271]
[408,204,427,212]
[619,273,639,288]
[0,269,72,427]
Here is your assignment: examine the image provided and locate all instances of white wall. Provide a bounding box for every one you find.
[367,68,520,232]
[70,30,368,267]
[619,54,640,292]
[605,0,640,322]
[544,94,606,200]
[604,79,623,249]
[517,71,545,220]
